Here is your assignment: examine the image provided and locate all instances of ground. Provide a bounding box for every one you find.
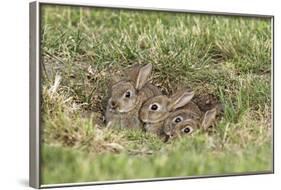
[40,5,272,185]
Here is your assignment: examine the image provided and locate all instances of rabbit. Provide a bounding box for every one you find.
[105,63,162,129]
[163,102,218,140]
[139,89,195,136]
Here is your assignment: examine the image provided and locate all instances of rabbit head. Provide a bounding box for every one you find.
[164,106,217,140]
[107,63,152,113]
[139,90,194,132]
[106,63,162,129]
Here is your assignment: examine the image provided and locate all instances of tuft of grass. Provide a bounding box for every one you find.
[40,5,272,184]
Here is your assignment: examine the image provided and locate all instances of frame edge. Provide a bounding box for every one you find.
[29,1,40,188]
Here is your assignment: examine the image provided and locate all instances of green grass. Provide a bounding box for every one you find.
[40,5,272,185]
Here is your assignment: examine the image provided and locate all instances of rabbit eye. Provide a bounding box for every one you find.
[181,127,193,134]
[174,116,183,123]
[124,91,132,98]
[150,103,159,111]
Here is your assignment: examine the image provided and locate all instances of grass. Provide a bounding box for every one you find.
[40,5,272,185]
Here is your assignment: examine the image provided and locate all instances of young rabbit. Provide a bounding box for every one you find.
[105,63,161,129]
[139,89,194,136]
[163,103,218,140]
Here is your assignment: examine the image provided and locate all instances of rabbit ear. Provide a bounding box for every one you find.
[126,64,142,82]
[135,63,152,90]
[168,90,194,111]
[201,107,217,130]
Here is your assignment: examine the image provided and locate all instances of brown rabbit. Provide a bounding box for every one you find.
[139,89,194,136]
[163,103,218,140]
[105,63,161,129]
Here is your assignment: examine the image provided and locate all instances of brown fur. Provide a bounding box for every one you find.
[139,90,194,135]
[163,103,218,140]
[105,64,162,129]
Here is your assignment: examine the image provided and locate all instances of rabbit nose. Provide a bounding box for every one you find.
[110,100,118,109]
[166,131,175,139]
[165,132,171,136]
